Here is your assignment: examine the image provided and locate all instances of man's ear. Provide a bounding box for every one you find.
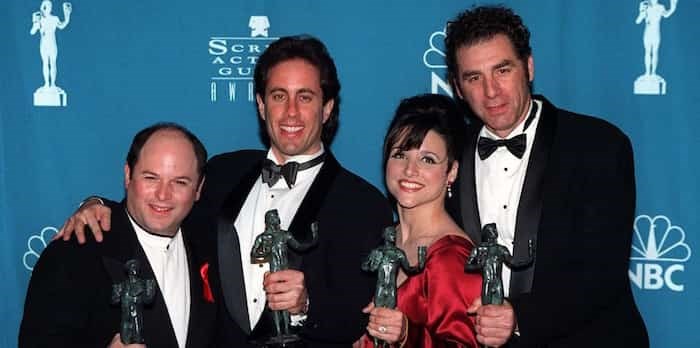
[195,176,205,201]
[453,79,465,100]
[123,164,131,189]
[256,94,266,121]
[321,99,335,124]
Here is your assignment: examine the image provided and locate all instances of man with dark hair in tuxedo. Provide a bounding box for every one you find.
[445,5,648,348]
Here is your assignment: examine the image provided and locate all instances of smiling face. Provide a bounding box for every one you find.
[385,130,458,210]
[256,58,334,163]
[125,130,203,236]
[454,34,534,138]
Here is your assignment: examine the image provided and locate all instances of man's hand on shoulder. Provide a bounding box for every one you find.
[54,197,113,244]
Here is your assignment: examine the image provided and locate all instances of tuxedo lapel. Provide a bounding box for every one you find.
[459,126,483,244]
[509,96,556,296]
[100,204,178,347]
[216,158,263,334]
[285,152,340,269]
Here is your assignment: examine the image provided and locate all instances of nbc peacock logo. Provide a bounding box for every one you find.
[422,27,453,97]
[629,215,691,292]
[23,226,58,271]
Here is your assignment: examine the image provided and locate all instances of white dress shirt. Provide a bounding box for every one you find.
[235,146,324,329]
[130,213,190,348]
[475,99,542,297]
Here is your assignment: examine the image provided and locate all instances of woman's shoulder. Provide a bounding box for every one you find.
[427,234,473,262]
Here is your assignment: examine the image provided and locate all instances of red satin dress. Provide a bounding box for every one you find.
[366,235,481,347]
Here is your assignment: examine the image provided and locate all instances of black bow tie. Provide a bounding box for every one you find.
[477,134,527,160]
[477,101,539,160]
[261,153,326,188]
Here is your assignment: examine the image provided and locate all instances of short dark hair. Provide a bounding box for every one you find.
[126,122,207,184]
[254,35,341,146]
[382,94,467,176]
[445,5,532,85]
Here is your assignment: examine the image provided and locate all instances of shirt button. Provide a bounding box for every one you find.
[271,194,275,199]
[253,298,258,303]
[503,205,508,209]
[504,167,508,172]
[259,264,264,268]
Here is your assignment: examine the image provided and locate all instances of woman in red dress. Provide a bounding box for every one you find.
[358,94,481,347]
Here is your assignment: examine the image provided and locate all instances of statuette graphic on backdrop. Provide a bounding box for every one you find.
[30,1,72,106]
[633,0,678,95]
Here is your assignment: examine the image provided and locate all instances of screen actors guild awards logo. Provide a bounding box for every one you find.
[209,16,277,103]
[30,1,72,106]
[633,0,678,95]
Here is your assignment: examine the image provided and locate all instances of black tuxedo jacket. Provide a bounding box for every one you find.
[186,150,393,347]
[19,202,216,348]
[449,96,648,347]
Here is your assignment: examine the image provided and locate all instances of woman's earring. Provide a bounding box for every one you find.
[447,182,453,198]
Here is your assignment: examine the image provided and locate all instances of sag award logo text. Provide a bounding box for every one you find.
[633,0,678,95]
[629,215,691,292]
[30,0,72,107]
[422,27,453,97]
[208,16,277,103]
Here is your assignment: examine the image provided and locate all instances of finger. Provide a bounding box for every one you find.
[264,269,303,284]
[478,332,510,348]
[467,296,482,313]
[60,217,75,241]
[98,206,112,231]
[370,307,403,321]
[362,302,374,313]
[56,221,69,241]
[366,324,400,344]
[84,214,104,243]
[266,291,301,308]
[478,315,513,330]
[369,311,403,328]
[267,299,297,311]
[479,325,513,339]
[75,218,87,244]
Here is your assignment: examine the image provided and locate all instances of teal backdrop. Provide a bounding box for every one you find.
[1,0,698,346]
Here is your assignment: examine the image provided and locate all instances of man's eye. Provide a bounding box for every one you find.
[497,67,511,75]
[299,94,313,103]
[271,94,286,102]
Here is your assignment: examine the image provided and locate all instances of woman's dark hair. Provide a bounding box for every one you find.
[382,93,467,175]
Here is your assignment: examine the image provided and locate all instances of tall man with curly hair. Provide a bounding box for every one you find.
[445,5,649,348]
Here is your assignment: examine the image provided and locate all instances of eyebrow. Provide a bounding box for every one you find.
[140,171,194,182]
[460,59,515,78]
[493,59,515,70]
[267,87,318,95]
